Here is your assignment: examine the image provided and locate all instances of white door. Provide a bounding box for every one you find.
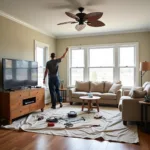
[35,41,50,104]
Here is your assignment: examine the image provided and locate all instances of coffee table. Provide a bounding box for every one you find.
[79,96,101,113]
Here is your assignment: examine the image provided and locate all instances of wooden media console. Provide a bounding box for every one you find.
[0,88,45,124]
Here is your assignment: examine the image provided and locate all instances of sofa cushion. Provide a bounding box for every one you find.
[72,92,88,98]
[91,92,116,99]
[75,81,90,92]
[104,81,121,93]
[101,93,117,100]
[120,96,132,100]
[90,81,104,93]
[144,84,150,96]
[129,87,143,97]
[108,84,122,94]
[132,90,147,98]
[104,81,113,93]
[91,92,102,96]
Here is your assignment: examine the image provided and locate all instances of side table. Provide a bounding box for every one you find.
[59,88,67,102]
[139,101,150,133]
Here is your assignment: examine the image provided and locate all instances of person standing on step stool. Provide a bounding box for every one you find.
[43,47,68,109]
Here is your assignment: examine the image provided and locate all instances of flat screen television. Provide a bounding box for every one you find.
[2,58,38,90]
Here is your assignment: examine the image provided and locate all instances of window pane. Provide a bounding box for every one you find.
[36,47,44,67]
[89,68,113,82]
[71,68,84,85]
[120,68,134,86]
[38,68,44,86]
[89,48,113,67]
[71,49,84,67]
[120,47,135,66]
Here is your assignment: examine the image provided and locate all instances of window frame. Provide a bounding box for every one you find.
[69,48,85,86]
[117,43,139,88]
[68,42,139,88]
[34,40,49,88]
[87,46,115,82]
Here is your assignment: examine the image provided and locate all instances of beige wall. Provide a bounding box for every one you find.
[0,15,56,88]
[56,32,150,86]
[1,14,150,88]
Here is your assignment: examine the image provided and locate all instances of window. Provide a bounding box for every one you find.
[68,43,139,87]
[70,49,84,85]
[119,47,135,86]
[89,48,114,82]
[35,41,49,87]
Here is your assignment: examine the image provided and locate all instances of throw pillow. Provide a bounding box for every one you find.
[131,90,147,98]
[129,87,143,97]
[104,81,113,93]
[75,81,90,92]
[116,81,122,84]
[90,81,104,93]
[144,84,150,96]
[108,84,122,94]
[142,82,150,89]
[104,81,122,93]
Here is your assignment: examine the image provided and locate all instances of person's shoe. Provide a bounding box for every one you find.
[51,106,56,109]
[60,103,63,108]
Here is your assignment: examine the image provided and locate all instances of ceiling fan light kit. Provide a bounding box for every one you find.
[75,24,86,31]
[58,7,105,31]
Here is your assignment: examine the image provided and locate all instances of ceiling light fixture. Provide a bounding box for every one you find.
[75,24,86,31]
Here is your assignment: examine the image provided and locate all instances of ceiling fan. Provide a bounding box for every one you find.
[57,7,105,31]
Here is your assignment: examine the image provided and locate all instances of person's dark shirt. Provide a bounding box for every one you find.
[46,58,61,77]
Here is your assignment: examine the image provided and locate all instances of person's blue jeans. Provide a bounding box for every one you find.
[48,76,62,107]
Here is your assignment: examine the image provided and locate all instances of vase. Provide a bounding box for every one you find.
[60,84,64,89]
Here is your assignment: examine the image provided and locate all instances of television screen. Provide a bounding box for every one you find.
[2,58,38,90]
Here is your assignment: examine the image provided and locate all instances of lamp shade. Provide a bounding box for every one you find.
[140,61,150,71]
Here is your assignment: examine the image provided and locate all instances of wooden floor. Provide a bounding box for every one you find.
[0,104,150,150]
[0,129,143,150]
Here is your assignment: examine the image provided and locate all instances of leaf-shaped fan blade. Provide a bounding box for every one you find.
[65,12,80,21]
[57,21,77,25]
[85,12,103,21]
[75,24,86,31]
[87,21,105,27]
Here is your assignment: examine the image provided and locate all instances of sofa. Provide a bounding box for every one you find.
[118,82,150,125]
[69,81,122,106]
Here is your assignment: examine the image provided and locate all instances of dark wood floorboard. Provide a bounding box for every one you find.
[0,127,149,150]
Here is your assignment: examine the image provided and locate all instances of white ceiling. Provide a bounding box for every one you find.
[0,0,150,38]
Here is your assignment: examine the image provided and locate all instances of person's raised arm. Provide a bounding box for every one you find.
[59,47,69,59]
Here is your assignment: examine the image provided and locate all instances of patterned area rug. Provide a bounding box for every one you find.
[3,104,139,143]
